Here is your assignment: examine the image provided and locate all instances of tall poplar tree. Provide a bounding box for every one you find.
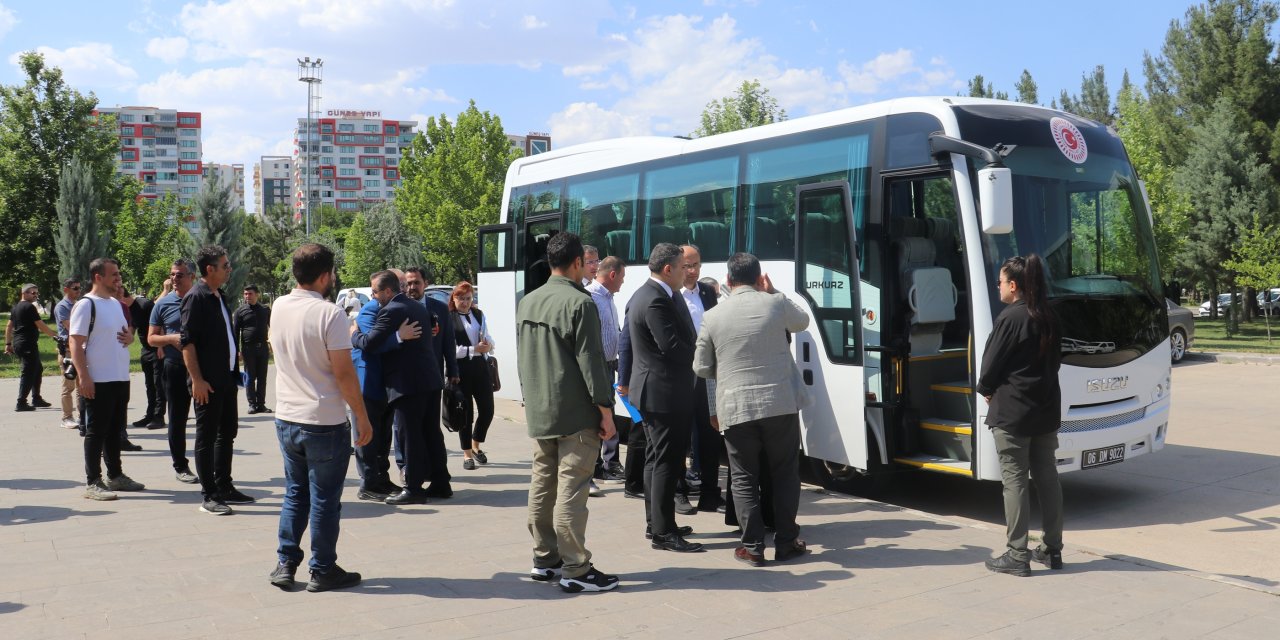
[191,173,247,297]
[54,154,108,283]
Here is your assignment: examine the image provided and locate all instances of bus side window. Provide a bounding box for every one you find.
[642,156,737,256]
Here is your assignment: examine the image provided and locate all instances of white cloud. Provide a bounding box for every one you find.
[521,15,548,29]
[13,43,137,89]
[0,4,16,41]
[546,102,650,147]
[145,37,189,65]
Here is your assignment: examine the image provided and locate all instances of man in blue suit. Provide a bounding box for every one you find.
[351,270,440,505]
[350,276,423,502]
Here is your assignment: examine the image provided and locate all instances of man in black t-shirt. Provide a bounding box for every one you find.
[5,283,59,411]
[233,284,272,414]
[130,290,164,427]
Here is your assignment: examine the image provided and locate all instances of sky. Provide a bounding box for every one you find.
[0,0,1199,212]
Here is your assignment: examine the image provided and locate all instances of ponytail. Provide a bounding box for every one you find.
[1001,254,1056,357]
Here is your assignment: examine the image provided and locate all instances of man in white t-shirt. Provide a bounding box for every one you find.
[70,258,145,501]
[267,243,374,593]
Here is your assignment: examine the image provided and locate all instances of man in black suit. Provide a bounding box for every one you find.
[403,266,459,497]
[677,244,723,513]
[351,271,441,505]
[617,242,702,553]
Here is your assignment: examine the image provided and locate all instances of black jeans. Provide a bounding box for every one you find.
[14,341,42,403]
[354,396,393,489]
[391,393,430,491]
[242,343,269,408]
[690,377,722,507]
[455,357,494,450]
[163,358,193,472]
[643,409,692,536]
[83,381,129,484]
[193,380,239,500]
[140,349,164,419]
[722,413,802,555]
[625,415,647,495]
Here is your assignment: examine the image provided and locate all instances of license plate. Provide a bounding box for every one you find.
[1081,444,1126,469]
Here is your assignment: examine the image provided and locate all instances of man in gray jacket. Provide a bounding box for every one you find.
[692,252,810,567]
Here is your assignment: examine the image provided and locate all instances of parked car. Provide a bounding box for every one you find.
[1257,288,1280,315]
[424,284,478,307]
[1167,298,1195,364]
[1198,293,1237,318]
[335,287,373,319]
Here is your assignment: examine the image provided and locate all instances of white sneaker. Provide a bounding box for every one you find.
[61,418,79,429]
[588,480,604,497]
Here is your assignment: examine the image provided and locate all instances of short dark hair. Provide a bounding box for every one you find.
[598,255,625,275]
[372,270,400,293]
[291,243,334,285]
[648,243,683,274]
[88,258,119,279]
[405,266,429,284]
[243,284,259,293]
[172,258,193,273]
[726,252,761,286]
[583,244,598,256]
[547,232,584,269]
[195,245,227,277]
[62,278,81,289]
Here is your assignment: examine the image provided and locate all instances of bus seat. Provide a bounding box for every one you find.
[894,236,956,355]
[650,224,682,248]
[690,221,730,259]
[894,237,934,298]
[926,217,963,286]
[889,215,927,238]
[753,217,783,258]
[606,230,633,262]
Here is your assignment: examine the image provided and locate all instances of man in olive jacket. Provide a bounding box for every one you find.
[516,232,619,594]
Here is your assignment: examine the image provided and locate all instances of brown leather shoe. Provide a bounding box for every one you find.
[774,539,808,562]
[734,546,765,567]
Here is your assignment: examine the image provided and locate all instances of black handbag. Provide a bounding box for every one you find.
[441,382,470,433]
[486,357,501,392]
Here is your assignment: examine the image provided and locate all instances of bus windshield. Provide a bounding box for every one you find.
[952,105,1166,367]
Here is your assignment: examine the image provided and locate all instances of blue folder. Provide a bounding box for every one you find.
[616,384,643,423]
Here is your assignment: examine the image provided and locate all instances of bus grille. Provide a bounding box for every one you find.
[1060,406,1146,434]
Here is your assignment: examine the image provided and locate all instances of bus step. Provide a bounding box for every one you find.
[908,350,967,363]
[893,455,973,477]
[919,418,972,461]
[929,381,972,394]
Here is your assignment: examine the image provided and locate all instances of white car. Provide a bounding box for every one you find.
[1257,288,1280,315]
[335,287,373,319]
[1198,293,1237,317]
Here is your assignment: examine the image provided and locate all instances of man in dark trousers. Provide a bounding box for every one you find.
[6,283,58,411]
[402,266,458,498]
[676,244,722,513]
[181,245,252,515]
[130,286,165,428]
[352,270,441,505]
[617,242,702,553]
[233,284,272,414]
[149,260,198,484]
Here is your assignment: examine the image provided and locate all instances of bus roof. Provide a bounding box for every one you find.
[506,96,1067,184]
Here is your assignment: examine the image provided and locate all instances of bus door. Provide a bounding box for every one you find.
[476,223,519,400]
[520,214,560,297]
[793,181,868,470]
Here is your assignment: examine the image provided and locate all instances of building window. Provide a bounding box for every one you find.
[365,179,381,187]
[339,157,355,165]
[180,129,198,137]
[180,151,198,159]
[384,125,397,135]
[120,114,135,122]
[363,146,379,154]
[142,128,156,137]
[320,124,333,134]
[338,124,354,132]
[121,162,136,170]
[338,146,355,154]
[385,170,398,180]
[337,178,360,189]
[181,175,199,182]
[321,146,333,153]
[179,116,197,125]
[364,169,380,176]
[161,161,177,168]
[180,140,197,148]
[142,162,156,170]
[142,139,155,147]
[359,156,383,168]
[362,124,377,132]
[385,147,397,154]
[181,186,198,194]
[339,191,356,198]
[386,157,398,167]
[143,150,155,158]
[339,168,355,176]
[157,137,176,145]
[364,190,380,198]
[320,156,334,165]
[359,135,381,144]
[121,138,135,146]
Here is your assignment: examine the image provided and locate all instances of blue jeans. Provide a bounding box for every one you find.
[276,419,352,572]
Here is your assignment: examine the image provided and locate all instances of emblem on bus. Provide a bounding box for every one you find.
[1087,376,1128,393]
[1050,117,1088,164]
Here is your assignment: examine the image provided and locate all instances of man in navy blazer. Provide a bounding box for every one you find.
[618,242,702,553]
[351,271,438,505]
[403,266,459,498]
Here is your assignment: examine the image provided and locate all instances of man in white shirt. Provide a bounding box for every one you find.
[267,243,374,592]
[586,256,625,483]
[70,258,145,501]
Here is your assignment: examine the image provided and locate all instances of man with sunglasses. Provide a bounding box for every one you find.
[149,259,199,485]
[6,283,58,412]
[54,278,83,428]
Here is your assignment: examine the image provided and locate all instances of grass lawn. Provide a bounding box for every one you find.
[1188,313,1280,355]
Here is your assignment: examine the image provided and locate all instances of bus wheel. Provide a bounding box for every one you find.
[808,457,887,498]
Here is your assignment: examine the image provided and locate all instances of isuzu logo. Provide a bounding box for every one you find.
[1087,376,1128,393]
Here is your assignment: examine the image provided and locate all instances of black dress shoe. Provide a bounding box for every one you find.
[697,496,724,512]
[623,489,645,499]
[384,489,429,505]
[651,533,703,553]
[121,441,143,452]
[424,484,453,499]
[775,539,808,562]
[246,407,260,415]
[31,397,51,408]
[645,525,693,540]
[132,417,151,427]
[146,418,167,429]
[15,403,34,412]
[356,487,389,502]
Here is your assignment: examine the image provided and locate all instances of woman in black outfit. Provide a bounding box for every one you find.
[977,254,1064,577]
[449,281,495,471]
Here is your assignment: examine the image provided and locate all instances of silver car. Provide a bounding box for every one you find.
[1167,298,1195,363]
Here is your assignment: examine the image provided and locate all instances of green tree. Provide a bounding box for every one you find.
[112,186,185,293]
[191,173,247,296]
[1115,83,1190,282]
[693,79,788,137]
[1174,97,1277,334]
[398,100,519,282]
[1015,70,1038,104]
[54,154,109,283]
[240,204,299,296]
[1224,212,1280,341]
[0,52,122,296]
[340,203,425,285]
[1059,65,1113,124]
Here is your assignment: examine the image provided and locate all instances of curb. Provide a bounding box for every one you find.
[1183,351,1280,365]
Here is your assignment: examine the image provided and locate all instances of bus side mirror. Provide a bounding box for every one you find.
[978,166,1013,234]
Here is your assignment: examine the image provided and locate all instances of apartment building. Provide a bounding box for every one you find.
[293,111,416,215]
[202,163,246,211]
[253,156,293,214]
[507,132,552,156]
[94,106,203,205]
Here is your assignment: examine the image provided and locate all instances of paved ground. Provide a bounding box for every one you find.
[1,366,1278,639]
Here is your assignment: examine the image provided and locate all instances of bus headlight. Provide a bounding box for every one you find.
[1152,374,1171,401]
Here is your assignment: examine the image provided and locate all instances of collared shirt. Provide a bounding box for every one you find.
[681,285,707,333]
[585,279,620,362]
[149,291,184,361]
[648,275,673,298]
[54,297,74,341]
[269,288,353,425]
[180,280,240,387]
